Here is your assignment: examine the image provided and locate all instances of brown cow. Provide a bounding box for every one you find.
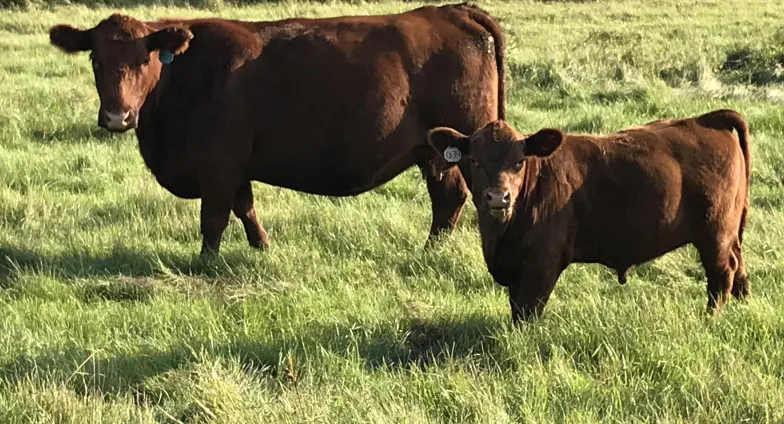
[427,109,751,323]
[48,3,505,255]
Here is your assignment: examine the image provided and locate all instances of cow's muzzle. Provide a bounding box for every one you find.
[98,109,138,133]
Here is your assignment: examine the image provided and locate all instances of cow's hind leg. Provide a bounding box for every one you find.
[233,182,270,250]
[697,237,738,314]
[422,165,470,247]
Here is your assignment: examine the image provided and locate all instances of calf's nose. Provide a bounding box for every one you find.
[485,189,511,209]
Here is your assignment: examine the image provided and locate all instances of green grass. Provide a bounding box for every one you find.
[1,0,784,422]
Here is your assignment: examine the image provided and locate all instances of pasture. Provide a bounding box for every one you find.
[1,0,784,422]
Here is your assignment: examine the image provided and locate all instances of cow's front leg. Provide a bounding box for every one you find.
[508,264,563,324]
[199,177,237,256]
[233,182,270,250]
[423,165,470,246]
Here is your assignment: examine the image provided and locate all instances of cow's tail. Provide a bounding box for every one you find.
[457,3,506,120]
[708,109,751,244]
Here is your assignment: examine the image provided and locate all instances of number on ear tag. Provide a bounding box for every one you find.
[160,48,175,65]
[443,146,462,163]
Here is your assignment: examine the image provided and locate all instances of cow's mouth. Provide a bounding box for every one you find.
[98,110,138,133]
[488,207,511,220]
[102,126,133,134]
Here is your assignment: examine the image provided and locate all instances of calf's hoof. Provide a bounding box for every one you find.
[249,236,270,251]
[617,269,628,285]
[200,245,220,257]
[705,296,729,316]
[423,233,448,249]
[731,278,750,300]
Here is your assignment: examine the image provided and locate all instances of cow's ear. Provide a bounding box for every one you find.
[144,27,193,55]
[427,127,471,163]
[524,128,563,158]
[50,25,92,53]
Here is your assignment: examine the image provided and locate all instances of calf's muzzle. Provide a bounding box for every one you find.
[485,188,512,220]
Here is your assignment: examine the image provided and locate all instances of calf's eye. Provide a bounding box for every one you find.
[513,160,524,171]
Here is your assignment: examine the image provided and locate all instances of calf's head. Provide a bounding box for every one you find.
[49,14,193,132]
[428,121,563,222]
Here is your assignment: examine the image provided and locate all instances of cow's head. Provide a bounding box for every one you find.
[428,121,563,222]
[49,14,193,132]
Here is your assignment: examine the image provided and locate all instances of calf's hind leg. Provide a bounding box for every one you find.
[731,239,750,299]
[697,237,738,314]
[233,182,270,250]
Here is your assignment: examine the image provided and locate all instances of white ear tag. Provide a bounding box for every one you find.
[443,146,462,163]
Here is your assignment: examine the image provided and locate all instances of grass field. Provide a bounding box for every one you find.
[1,0,784,422]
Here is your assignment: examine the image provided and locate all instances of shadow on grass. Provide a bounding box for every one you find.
[357,312,508,371]
[0,313,510,401]
[0,339,283,399]
[29,124,118,145]
[0,243,259,282]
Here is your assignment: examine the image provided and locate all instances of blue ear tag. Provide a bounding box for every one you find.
[160,48,174,65]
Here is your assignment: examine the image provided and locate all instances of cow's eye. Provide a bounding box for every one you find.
[513,160,524,171]
[139,58,150,67]
[92,61,101,71]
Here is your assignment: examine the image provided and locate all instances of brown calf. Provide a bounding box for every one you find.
[428,110,752,323]
[49,3,505,254]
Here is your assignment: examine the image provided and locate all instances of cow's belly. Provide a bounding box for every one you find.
[254,148,417,196]
[151,158,201,199]
[250,106,426,196]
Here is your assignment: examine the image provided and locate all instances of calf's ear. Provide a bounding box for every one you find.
[50,25,92,53]
[524,128,564,157]
[427,127,471,163]
[145,27,194,55]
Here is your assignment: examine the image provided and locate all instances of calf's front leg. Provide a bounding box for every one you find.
[507,264,563,324]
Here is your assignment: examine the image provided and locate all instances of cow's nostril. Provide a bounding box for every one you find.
[502,192,511,203]
[485,192,494,202]
[103,110,134,130]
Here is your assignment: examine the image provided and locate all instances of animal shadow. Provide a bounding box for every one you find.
[30,123,117,144]
[0,244,255,282]
[352,312,509,371]
[0,313,509,405]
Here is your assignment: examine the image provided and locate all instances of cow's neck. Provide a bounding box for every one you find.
[134,87,164,175]
[134,64,196,175]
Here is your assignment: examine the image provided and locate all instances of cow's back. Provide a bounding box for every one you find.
[568,115,747,268]
[232,5,502,194]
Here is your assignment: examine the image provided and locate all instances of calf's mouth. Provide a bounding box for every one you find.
[488,206,512,220]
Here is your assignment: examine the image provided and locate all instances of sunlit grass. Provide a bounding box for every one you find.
[1,1,783,422]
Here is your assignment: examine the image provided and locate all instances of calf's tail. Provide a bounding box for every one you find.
[734,113,751,244]
[705,109,751,243]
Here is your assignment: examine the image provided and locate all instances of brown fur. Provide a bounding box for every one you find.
[49,3,506,254]
[428,109,752,323]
